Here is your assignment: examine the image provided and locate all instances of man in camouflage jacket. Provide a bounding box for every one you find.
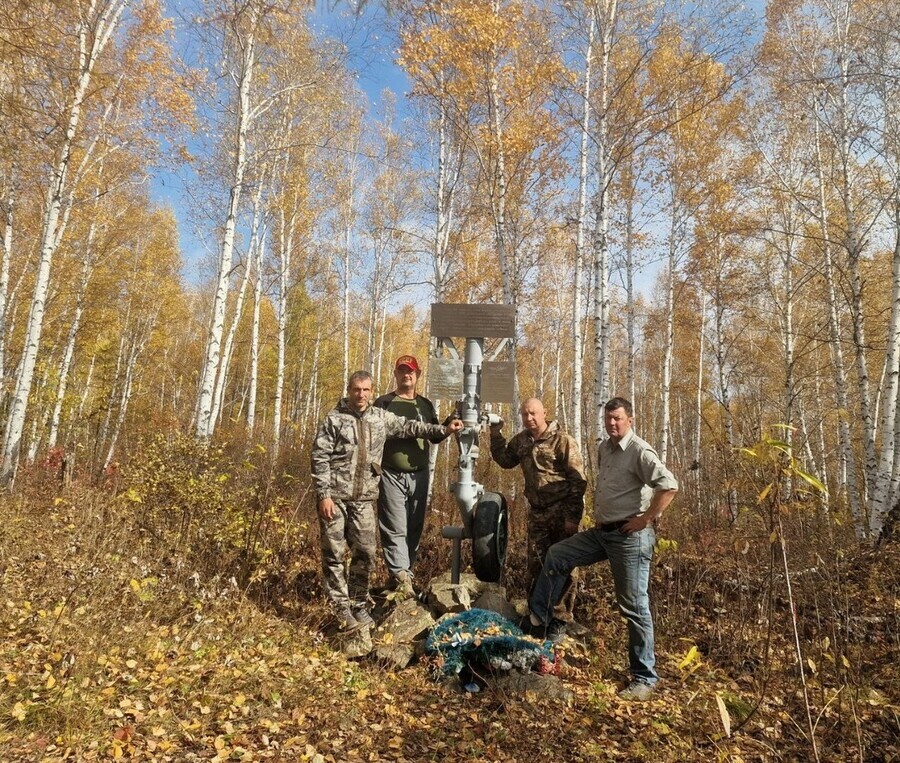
[490,398,587,634]
[311,370,461,634]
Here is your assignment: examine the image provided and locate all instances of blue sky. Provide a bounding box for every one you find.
[152,1,406,284]
[152,1,767,294]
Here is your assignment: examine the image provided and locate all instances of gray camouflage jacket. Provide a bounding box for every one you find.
[311,398,450,502]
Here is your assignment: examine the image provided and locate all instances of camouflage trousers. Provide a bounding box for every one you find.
[319,499,377,613]
[528,507,580,622]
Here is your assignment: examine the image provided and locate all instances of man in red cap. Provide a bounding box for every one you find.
[374,354,453,595]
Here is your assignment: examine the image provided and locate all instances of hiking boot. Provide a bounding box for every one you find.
[392,570,415,597]
[566,619,589,637]
[618,681,654,701]
[546,619,567,644]
[517,613,542,638]
[342,625,372,659]
[351,605,375,627]
[336,609,362,635]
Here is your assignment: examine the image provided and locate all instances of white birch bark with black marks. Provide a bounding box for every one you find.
[210,256,251,429]
[486,55,520,410]
[693,292,706,481]
[829,13,877,512]
[247,227,265,433]
[0,182,13,385]
[272,200,294,460]
[76,352,96,425]
[341,126,361,383]
[97,312,129,466]
[814,113,864,532]
[872,200,900,533]
[47,245,96,452]
[592,0,618,451]
[572,15,594,452]
[869,39,900,533]
[659,191,681,465]
[103,322,154,472]
[1,0,129,485]
[623,157,637,406]
[427,87,463,492]
[195,0,260,439]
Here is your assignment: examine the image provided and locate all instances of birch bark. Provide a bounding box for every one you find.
[0,183,13,384]
[591,0,618,449]
[247,229,265,433]
[47,242,95,452]
[572,15,594,452]
[195,0,260,439]
[1,0,129,484]
[272,199,295,460]
[212,168,268,430]
[814,113,864,532]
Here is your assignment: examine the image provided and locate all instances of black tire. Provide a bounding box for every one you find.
[471,491,508,582]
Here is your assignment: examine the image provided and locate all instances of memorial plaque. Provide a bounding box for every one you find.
[427,357,463,400]
[431,303,516,338]
[481,361,516,404]
[425,358,516,404]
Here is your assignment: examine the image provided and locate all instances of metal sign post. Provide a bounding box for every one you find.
[430,303,516,584]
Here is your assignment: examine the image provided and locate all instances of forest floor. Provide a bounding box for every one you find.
[0,480,898,763]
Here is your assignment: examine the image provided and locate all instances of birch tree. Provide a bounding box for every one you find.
[194,0,263,439]
[1,0,188,484]
[863,0,900,534]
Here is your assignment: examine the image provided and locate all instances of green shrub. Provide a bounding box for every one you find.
[123,433,283,582]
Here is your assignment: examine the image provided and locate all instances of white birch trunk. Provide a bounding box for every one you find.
[486,53,520,410]
[814,114,864,532]
[195,1,259,439]
[832,27,877,512]
[247,229,264,433]
[97,319,128,464]
[871,203,900,534]
[869,70,900,532]
[814,367,830,490]
[0,183,13,383]
[714,282,737,520]
[624,158,637,406]
[303,328,320,438]
[103,334,143,471]
[660,263,675,463]
[47,259,92,452]
[572,16,594,452]
[1,0,129,484]
[694,292,706,474]
[376,303,387,385]
[341,135,359,383]
[213,172,267,429]
[76,352,96,424]
[210,258,251,429]
[782,226,796,498]
[591,0,617,451]
[272,205,293,460]
[26,367,52,465]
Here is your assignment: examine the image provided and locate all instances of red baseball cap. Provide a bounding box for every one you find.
[394,355,421,373]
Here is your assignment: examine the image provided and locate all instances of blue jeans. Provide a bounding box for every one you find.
[529,525,658,685]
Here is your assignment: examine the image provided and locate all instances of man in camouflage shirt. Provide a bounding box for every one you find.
[311,370,461,641]
[490,398,587,641]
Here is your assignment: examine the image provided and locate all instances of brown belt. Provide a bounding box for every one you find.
[599,520,628,532]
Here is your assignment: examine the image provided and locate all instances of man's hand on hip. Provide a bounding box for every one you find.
[621,514,651,534]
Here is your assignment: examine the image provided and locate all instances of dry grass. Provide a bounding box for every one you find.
[0,464,897,762]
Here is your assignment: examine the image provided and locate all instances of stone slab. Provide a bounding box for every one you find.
[373,598,436,669]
